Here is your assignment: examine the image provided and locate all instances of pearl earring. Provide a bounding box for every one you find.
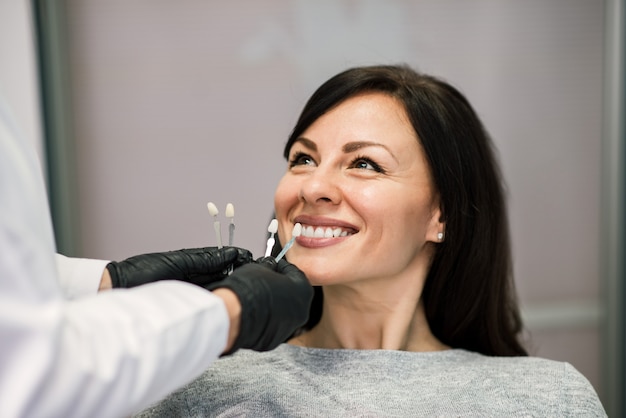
[437,232,444,241]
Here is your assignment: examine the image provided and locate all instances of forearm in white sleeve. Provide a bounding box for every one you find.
[0,93,230,418]
[55,253,110,299]
[59,282,230,418]
[2,280,229,418]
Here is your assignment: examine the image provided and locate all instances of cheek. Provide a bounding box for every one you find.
[372,188,433,248]
[356,185,404,226]
[344,182,381,214]
[274,175,299,243]
[397,197,437,247]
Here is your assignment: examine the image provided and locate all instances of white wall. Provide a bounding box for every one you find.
[63,0,605,401]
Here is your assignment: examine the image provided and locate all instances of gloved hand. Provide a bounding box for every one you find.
[208,257,313,354]
[106,247,253,288]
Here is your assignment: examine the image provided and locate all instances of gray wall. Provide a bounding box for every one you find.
[63,0,605,403]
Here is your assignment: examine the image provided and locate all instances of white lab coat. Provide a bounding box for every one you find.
[0,98,230,417]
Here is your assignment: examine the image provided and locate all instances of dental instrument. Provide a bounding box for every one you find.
[264,219,279,257]
[274,223,302,262]
[225,203,235,246]
[207,202,222,248]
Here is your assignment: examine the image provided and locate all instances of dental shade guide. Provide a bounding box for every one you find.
[207,202,222,249]
[225,203,235,246]
[274,223,302,262]
[264,219,279,257]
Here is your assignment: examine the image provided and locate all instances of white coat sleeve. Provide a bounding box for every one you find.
[55,253,110,299]
[0,95,230,418]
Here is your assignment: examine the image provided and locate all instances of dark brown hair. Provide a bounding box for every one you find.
[280,64,527,356]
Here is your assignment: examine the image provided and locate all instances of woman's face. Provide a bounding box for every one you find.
[274,92,443,286]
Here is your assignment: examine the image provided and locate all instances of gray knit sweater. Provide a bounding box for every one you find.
[135,344,606,417]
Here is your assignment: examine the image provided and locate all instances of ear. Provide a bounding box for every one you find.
[426,204,445,243]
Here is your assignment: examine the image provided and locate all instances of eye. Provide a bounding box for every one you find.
[288,152,316,168]
[349,156,385,173]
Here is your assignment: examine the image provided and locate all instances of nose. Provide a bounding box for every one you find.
[299,166,341,205]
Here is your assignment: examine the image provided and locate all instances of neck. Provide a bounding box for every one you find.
[290,279,448,352]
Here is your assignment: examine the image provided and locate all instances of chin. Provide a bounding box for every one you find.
[298,262,343,286]
[286,250,353,284]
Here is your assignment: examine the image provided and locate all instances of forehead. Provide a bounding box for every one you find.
[297,92,419,153]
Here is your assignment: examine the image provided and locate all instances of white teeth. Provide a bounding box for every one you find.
[301,225,352,238]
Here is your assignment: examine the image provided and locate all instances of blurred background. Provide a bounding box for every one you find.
[2,1,624,416]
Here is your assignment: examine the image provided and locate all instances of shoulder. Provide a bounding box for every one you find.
[452,351,606,416]
[455,351,589,389]
[471,352,590,382]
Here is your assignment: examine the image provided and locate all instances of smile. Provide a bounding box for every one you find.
[300,224,355,238]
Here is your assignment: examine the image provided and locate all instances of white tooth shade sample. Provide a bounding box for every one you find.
[207,202,219,216]
[275,223,302,262]
[225,203,234,218]
[268,219,278,234]
[264,219,279,257]
[207,201,222,248]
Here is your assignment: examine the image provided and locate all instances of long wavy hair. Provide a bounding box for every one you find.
[276,64,527,356]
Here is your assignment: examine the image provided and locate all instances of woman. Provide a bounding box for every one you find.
[136,65,605,416]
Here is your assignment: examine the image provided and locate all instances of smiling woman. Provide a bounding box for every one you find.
[277,93,440,277]
[276,66,519,356]
[135,65,606,417]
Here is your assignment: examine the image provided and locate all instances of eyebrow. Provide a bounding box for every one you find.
[342,140,387,154]
[293,137,399,164]
[292,137,317,152]
[294,137,395,158]
[344,141,400,164]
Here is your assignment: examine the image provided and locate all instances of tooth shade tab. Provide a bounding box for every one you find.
[274,223,301,262]
[225,203,234,218]
[268,219,279,234]
[207,202,219,216]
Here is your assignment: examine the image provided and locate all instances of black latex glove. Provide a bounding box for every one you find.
[208,257,313,354]
[107,247,253,288]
